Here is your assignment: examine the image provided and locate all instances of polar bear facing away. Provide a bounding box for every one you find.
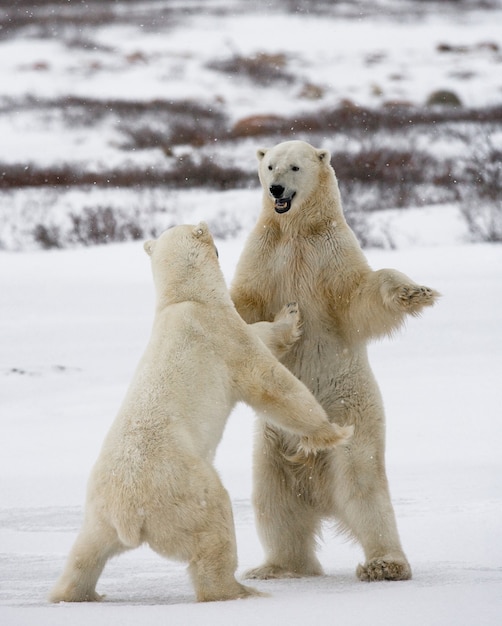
[231,141,439,582]
[49,222,352,604]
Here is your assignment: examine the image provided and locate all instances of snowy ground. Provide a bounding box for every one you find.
[1,233,501,625]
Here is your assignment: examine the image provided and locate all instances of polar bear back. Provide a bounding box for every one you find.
[102,301,241,468]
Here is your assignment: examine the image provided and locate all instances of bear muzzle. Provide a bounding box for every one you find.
[269,185,296,213]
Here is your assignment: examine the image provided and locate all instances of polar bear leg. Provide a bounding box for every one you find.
[245,425,323,580]
[49,517,126,602]
[188,521,263,602]
[188,484,263,601]
[145,461,262,602]
[349,269,440,340]
[332,448,411,581]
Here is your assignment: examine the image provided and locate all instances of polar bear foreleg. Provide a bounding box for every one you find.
[244,357,353,452]
[348,269,439,340]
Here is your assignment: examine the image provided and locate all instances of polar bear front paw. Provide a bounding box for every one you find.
[395,284,438,312]
[250,302,302,359]
[275,301,300,319]
[300,422,354,454]
[356,556,412,582]
[284,423,353,464]
[273,301,302,341]
[379,270,439,315]
[263,301,302,358]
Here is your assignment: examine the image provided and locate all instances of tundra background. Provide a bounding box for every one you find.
[0,0,501,249]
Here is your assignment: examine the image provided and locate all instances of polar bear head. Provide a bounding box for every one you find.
[257,140,334,215]
[144,222,226,305]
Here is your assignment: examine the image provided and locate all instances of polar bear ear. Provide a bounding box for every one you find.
[257,148,268,161]
[192,222,209,239]
[144,240,156,256]
[316,148,331,164]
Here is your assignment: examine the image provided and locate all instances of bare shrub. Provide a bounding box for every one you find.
[0,156,252,191]
[208,53,294,86]
[206,211,243,240]
[0,0,170,40]
[333,147,428,186]
[33,224,62,249]
[0,163,80,188]
[69,206,146,246]
[334,142,458,210]
[118,100,229,150]
[344,208,375,248]
[119,127,172,151]
[170,155,252,190]
[461,202,502,242]
[230,102,502,139]
[459,132,502,242]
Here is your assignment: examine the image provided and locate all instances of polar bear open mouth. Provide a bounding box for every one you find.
[274,193,296,214]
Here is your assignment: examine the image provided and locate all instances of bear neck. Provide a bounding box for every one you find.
[154,273,233,311]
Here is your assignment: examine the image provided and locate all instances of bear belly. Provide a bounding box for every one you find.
[281,331,375,427]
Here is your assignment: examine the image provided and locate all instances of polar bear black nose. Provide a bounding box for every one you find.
[270,184,285,198]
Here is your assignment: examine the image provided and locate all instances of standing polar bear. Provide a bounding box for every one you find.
[231,140,439,582]
[49,222,352,605]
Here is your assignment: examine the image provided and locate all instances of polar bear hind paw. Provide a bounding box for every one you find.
[236,584,269,599]
[245,563,322,580]
[49,588,104,603]
[199,582,266,602]
[356,557,412,582]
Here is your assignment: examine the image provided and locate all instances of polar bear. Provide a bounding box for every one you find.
[231,140,439,582]
[49,222,353,605]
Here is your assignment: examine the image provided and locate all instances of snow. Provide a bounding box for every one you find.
[1,239,501,625]
[1,0,502,623]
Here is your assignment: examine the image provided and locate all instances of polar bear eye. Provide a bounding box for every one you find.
[291,165,300,172]
[268,164,273,171]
